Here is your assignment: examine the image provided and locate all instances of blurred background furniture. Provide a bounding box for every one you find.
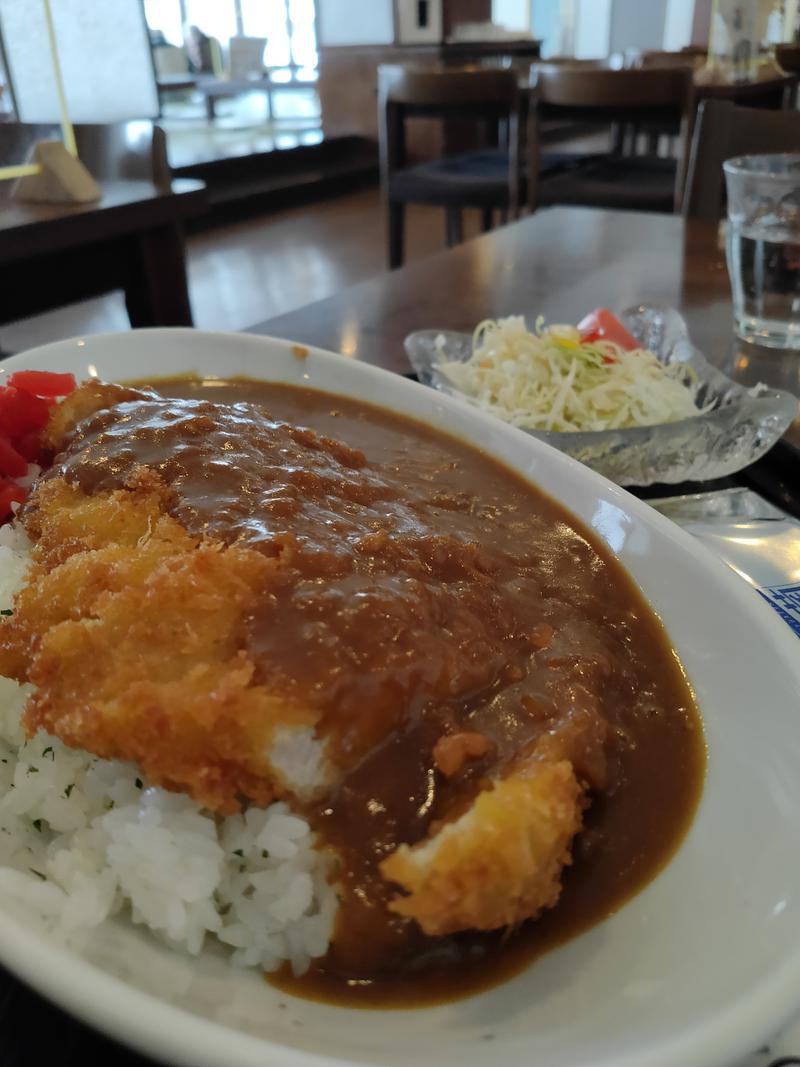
[530,57,613,70]
[694,71,798,108]
[683,98,800,222]
[634,49,707,70]
[319,37,540,145]
[194,36,313,122]
[0,121,171,192]
[0,119,204,331]
[378,65,522,268]
[151,44,200,112]
[528,66,695,214]
[776,43,800,73]
[0,179,205,330]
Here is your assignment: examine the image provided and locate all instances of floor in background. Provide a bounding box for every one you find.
[0,187,483,353]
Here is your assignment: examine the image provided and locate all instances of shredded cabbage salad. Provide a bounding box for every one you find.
[436,316,711,433]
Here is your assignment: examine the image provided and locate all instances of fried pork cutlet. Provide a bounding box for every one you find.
[2,475,318,814]
[382,753,583,935]
[2,384,325,813]
[0,379,596,939]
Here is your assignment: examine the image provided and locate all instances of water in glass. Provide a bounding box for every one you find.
[724,155,800,349]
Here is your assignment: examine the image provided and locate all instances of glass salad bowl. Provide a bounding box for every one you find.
[404,306,798,487]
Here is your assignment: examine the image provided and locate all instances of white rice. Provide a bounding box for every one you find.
[0,524,338,974]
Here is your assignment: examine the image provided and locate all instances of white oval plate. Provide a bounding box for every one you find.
[1,329,799,1067]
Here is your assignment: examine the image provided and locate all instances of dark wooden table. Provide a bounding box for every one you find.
[1,205,799,1067]
[694,70,799,106]
[0,179,206,331]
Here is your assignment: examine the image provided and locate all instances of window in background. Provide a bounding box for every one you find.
[143,0,319,79]
[491,0,532,32]
[143,0,184,45]
[535,0,576,57]
[183,0,239,47]
[288,0,318,76]
[240,0,290,67]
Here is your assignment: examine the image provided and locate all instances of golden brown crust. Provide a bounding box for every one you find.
[1,471,318,814]
[41,381,150,454]
[380,756,584,936]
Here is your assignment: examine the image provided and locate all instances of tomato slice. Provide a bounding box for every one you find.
[0,479,26,520]
[577,309,640,352]
[6,370,76,398]
[0,437,28,478]
[0,386,52,437]
[14,430,43,464]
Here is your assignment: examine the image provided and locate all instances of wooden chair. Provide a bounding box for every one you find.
[683,98,800,222]
[635,49,705,71]
[531,57,610,69]
[529,66,695,214]
[73,122,171,191]
[776,44,800,73]
[378,65,522,269]
[152,44,191,78]
[0,120,171,194]
[625,52,701,153]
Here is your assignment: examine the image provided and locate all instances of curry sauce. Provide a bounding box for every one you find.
[52,376,705,1005]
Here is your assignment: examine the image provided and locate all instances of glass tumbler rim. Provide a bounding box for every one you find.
[723,153,800,178]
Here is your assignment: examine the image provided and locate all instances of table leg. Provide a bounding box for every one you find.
[445,207,463,247]
[124,224,194,328]
[388,202,405,270]
[205,93,216,121]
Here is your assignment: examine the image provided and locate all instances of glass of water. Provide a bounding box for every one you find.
[724,154,800,349]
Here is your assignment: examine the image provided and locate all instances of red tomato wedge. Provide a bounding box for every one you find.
[0,437,28,479]
[0,386,52,437]
[14,430,45,464]
[0,479,26,520]
[577,309,640,352]
[6,370,76,398]
[0,369,77,523]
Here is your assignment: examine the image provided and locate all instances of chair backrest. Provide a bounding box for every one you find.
[531,56,610,69]
[776,43,800,74]
[528,66,695,213]
[74,121,171,191]
[0,120,171,192]
[228,36,266,80]
[636,49,704,71]
[152,44,190,78]
[683,98,800,221]
[532,65,694,115]
[377,65,522,211]
[378,65,519,111]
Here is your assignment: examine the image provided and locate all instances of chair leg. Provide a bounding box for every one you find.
[388,201,405,270]
[480,207,493,232]
[445,207,464,247]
